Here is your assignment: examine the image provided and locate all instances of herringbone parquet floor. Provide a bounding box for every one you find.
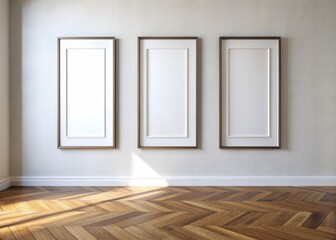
[0,186,335,240]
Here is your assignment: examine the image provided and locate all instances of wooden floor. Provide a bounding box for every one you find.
[0,186,335,240]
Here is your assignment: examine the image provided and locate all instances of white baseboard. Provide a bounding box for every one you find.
[0,177,11,191]
[9,176,336,187]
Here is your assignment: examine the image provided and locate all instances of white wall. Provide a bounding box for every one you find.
[0,0,10,182]
[10,0,336,179]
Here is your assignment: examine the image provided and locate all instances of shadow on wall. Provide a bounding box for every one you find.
[281,37,289,150]
[197,38,203,149]
[10,0,23,176]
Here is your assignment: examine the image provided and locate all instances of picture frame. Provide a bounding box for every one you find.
[58,37,116,148]
[219,37,281,148]
[138,37,198,148]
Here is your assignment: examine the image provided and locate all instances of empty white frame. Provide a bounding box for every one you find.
[220,37,280,148]
[58,37,115,148]
[138,37,198,148]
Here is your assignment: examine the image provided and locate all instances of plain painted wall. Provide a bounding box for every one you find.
[0,0,10,180]
[10,0,336,177]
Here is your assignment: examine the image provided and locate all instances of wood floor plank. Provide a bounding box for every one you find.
[278,227,336,240]
[302,212,328,229]
[289,191,313,201]
[139,225,180,240]
[317,225,336,234]
[103,226,139,240]
[161,225,203,240]
[10,226,36,240]
[227,226,298,240]
[248,212,283,227]
[108,212,166,227]
[84,226,118,240]
[191,212,245,226]
[0,227,16,240]
[320,211,336,228]
[75,212,126,226]
[183,200,226,212]
[28,211,83,227]
[226,212,268,226]
[183,225,232,240]
[124,226,159,240]
[13,201,36,212]
[158,200,208,212]
[205,225,256,240]
[265,212,295,227]
[283,212,312,227]
[0,201,18,212]
[139,212,185,227]
[0,212,45,228]
[321,193,336,202]
[166,211,212,227]
[120,200,150,211]
[47,227,77,240]
[136,200,172,212]
[304,192,326,202]
[28,200,54,212]
[44,212,101,227]
[28,226,56,240]
[64,226,97,240]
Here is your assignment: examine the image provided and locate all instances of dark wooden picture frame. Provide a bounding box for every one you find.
[219,37,281,148]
